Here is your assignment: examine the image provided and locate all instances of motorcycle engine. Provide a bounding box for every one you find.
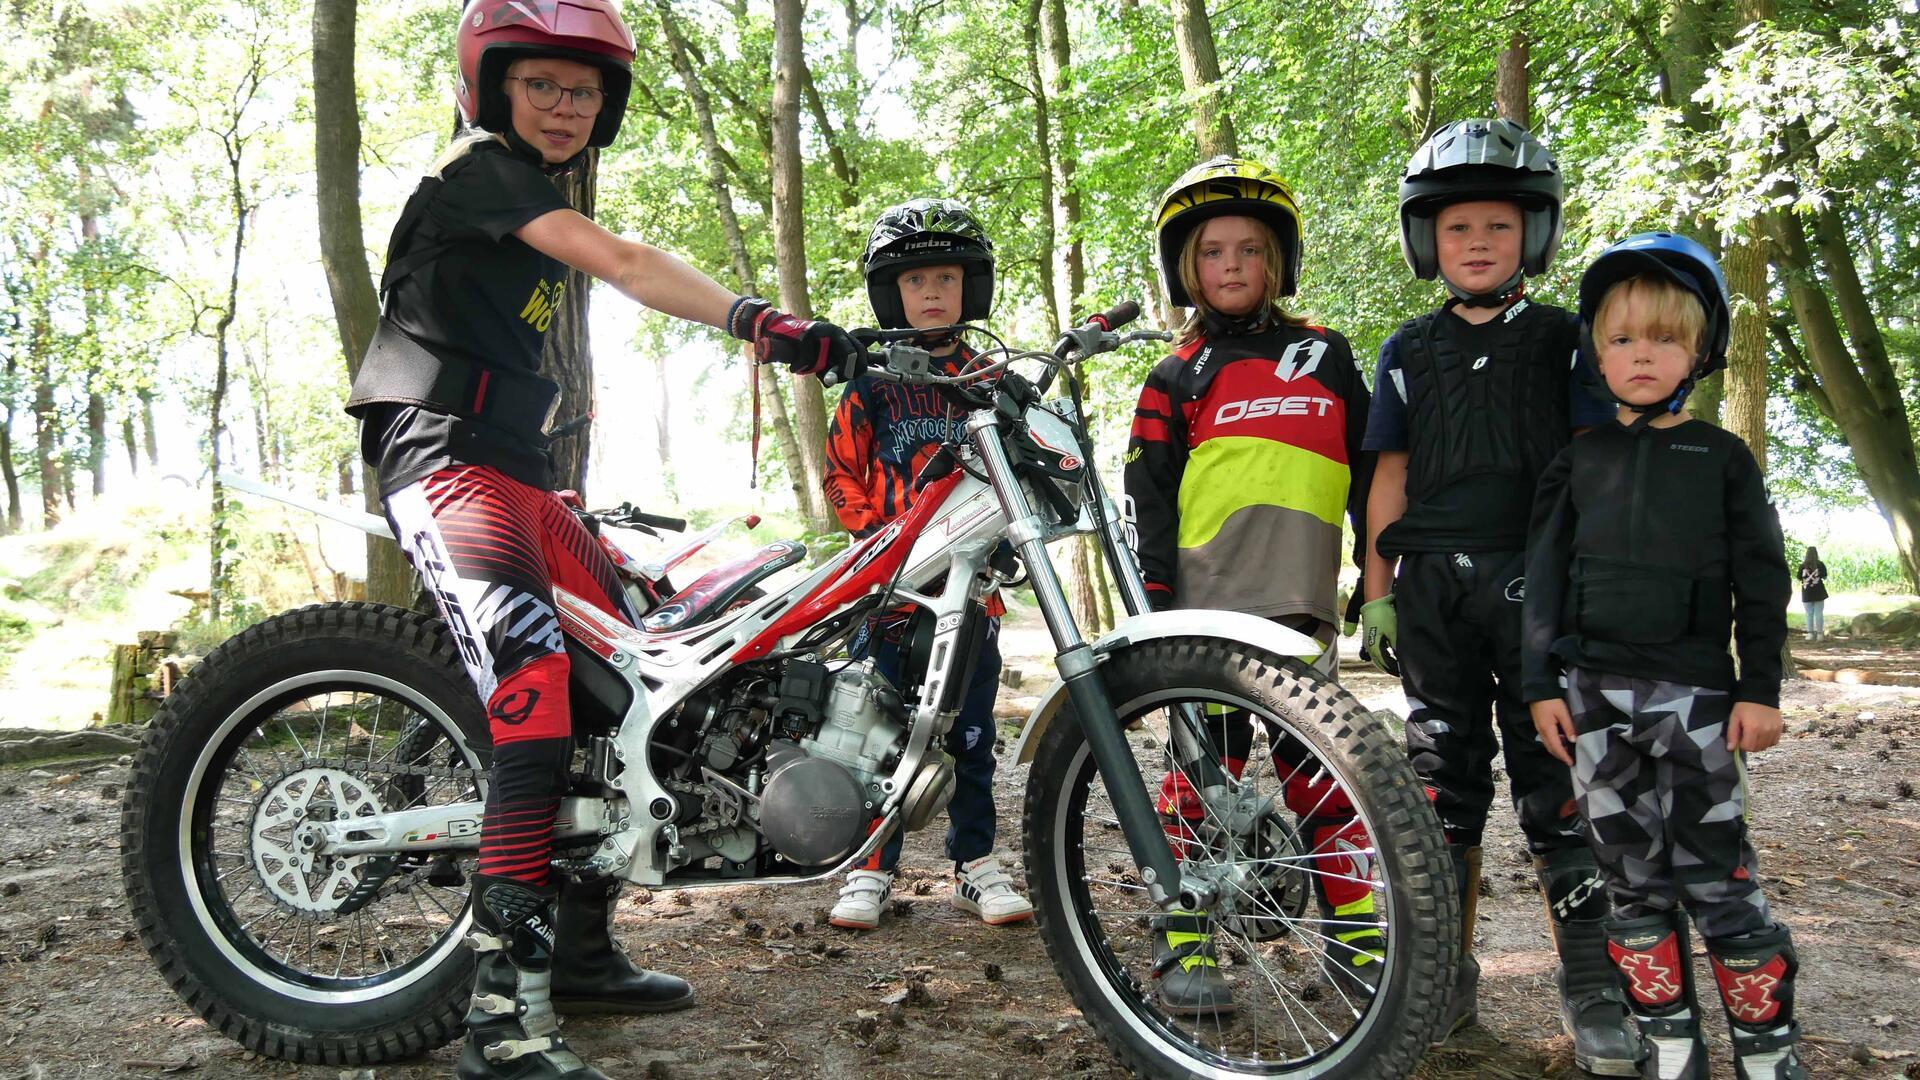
[758,661,909,865]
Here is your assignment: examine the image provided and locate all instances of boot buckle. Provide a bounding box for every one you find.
[469,992,521,1016]
[482,1035,556,1063]
[464,931,507,954]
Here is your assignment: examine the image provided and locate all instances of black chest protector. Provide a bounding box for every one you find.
[344,169,562,445]
[1398,299,1572,504]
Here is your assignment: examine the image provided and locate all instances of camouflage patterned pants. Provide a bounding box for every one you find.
[1566,667,1773,940]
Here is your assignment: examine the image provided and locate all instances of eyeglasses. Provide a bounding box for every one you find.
[504,76,605,117]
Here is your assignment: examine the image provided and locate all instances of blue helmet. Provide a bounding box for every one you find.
[1578,231,1730,414]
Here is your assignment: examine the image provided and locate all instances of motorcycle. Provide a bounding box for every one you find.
[119,305,1457,1078]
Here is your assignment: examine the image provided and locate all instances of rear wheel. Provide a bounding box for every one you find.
[120,603,489,1064]
[1023,637,1456,1078]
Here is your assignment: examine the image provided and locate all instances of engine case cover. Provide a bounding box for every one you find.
[758,741,870,866]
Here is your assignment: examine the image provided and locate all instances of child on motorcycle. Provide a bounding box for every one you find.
[1358,118,1635,1071]
[821,199,1034,931]
[343,3,858,1076]
[1524,233,1804,1080]
[1122,157,1381,1015]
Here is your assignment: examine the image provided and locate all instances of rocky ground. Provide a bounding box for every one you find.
[1,634,1917,1079]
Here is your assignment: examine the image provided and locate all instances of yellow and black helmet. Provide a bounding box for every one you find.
[1154,156,1303,307]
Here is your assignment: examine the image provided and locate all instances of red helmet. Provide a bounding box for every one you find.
[455,0,636,150]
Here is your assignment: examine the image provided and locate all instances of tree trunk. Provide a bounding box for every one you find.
[1041,0,1084,321]
[1024,0,1062,331]
[208,138,250,623]
[1720,222,1769,472]
[1494,30,1529,128]
[312,0,412,605]
[2,352,19,532]
[80,207,107,499]
[1766,207,1920,588]
[1407,7,1435,141]
[652,349,675,501]
[121,414,138,477]
[31,236,57,530]
[771,0,833,531]
[542,157,597,495]
[653,0,813,517]
[139,388,158,468]
[1169,0,1237,157]
[1812,201,1905,440]
[87,392,106,496]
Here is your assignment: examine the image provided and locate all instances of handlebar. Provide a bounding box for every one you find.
[589,503,688,533]
[844,305,1168,393]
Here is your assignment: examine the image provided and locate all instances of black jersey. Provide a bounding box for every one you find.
[1521,419,1790,706]
[352,140,574,494]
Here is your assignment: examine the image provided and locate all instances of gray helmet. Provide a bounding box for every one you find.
[1399,119,1563,300]
[862,199,995,329]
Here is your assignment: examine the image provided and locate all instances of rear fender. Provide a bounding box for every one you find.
[1008,610,1322,766]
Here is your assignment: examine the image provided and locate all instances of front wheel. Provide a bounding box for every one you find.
[1023,637,1457,1079]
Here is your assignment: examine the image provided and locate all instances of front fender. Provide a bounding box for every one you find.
[1008,610,1323,766]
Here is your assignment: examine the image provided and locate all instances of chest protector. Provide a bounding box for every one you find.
[1398,299,1570,503]
[344,174,561,443]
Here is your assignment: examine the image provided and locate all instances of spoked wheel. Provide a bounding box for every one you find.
[120,603,490,1064]
[1023,638,1456,1079]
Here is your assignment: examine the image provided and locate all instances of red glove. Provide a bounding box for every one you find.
[729,297,860,381]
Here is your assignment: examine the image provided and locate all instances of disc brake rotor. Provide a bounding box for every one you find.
[247,766,384,914]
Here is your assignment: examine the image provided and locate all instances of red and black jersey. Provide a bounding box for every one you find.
[1123,321,1371,625]
[824,349,975,538]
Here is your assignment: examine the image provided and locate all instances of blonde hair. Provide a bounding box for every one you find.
[1173,216,1304,347]
[431,129,508,177]
[1594,276,1707,356]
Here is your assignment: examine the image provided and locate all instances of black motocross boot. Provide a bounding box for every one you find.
[1537,848,1639,1076]
[457,875,609,1080]
[1433,844,1481,1043]
[1606,910,1707,1080]
[1706,924,1809,1080]
[1151,910,1236,1018]
[550,874,695,1014]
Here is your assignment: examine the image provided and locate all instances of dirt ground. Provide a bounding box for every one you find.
[2,633,1918,1079]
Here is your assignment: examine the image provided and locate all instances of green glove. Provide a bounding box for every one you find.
[1359,596,1399,676]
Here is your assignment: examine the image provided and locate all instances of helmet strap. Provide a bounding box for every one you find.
[502,127,587,176]
[1443,267,1527,308]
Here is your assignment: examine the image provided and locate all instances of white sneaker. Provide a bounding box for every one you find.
[953,855,1034,926]
[830,869,893,930]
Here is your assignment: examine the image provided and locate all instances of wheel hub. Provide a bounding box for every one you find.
[247,766,386,913]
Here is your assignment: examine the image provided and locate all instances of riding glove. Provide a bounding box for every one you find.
[1359,595,1399,676]
[730,297,861,381]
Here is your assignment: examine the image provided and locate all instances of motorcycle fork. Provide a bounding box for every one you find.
[966,414,1206,911]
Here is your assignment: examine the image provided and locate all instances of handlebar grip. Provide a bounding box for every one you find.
[631,510,688,533]
[1088,301,1141,332]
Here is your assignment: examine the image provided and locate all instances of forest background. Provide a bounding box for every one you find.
[0,0,1914,641]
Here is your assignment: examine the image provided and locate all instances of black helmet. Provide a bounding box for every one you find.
[1399,119,1563,301]
[1578,231,1731,416]
[862,199,995,329]
[1154,156,1304,306]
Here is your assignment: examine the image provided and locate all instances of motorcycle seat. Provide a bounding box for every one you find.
[641,540,807,632]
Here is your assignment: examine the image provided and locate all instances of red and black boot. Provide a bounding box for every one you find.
[1707,924,1808,1080]
[458,874,608,1080]
[1301,814,1386,996]
[1606,910,1707,1080]
[550,875,695,1014]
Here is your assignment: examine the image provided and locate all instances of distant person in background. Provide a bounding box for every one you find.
[1798,547,1829,641]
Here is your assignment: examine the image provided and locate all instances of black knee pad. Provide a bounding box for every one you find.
[1537,845,1612,923]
